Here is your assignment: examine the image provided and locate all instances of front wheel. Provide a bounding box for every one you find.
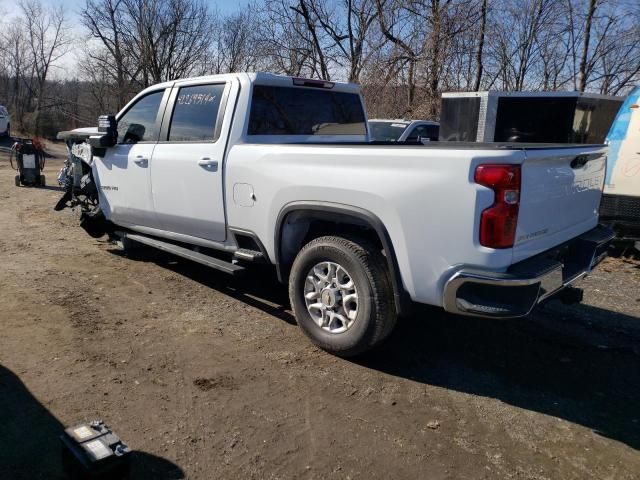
[79,203,111,238]
[289,236,397,357]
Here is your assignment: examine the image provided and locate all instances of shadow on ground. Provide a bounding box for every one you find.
[361,302,640,450]
[115,248,640,451]
[110,246,296,326]
[0,365,184,479]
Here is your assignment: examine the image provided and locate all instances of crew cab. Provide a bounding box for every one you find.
[57,72,614,356]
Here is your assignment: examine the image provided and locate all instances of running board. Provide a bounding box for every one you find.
[122,233,245,276]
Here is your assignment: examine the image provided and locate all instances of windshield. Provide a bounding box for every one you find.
[368,121,408,141]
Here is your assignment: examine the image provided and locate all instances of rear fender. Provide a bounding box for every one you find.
[275,202,408,314]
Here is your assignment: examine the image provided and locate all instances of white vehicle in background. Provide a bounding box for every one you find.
[57,72,613,356]
[600,85,640,244]
[0,105,10,137]
[368,119,439,142]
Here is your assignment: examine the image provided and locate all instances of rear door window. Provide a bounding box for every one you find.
[168,84,226,142]
[249,85,366,135]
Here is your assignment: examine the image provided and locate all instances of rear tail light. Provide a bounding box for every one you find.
[475,164,521,248]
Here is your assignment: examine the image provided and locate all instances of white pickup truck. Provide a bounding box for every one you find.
[57,72,614,356]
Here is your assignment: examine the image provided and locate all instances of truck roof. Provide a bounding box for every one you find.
[140,72,361,95]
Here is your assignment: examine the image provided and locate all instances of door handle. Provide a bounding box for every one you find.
[133,156,148,166]
[197,158,218,169]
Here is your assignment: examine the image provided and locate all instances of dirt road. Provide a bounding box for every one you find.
[1,153,639,479]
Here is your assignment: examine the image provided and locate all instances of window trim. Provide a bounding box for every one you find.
[115,88,170,145]
[159,81,230,144]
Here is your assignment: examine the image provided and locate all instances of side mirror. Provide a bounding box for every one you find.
[89,114,118,150]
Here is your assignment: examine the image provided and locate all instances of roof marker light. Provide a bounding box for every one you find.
[292,77,335,89]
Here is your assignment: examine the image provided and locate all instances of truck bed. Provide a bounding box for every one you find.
[252,141,607,150]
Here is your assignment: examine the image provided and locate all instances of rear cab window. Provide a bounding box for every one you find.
[248,85,366,138]
[369,122,408,141]
[406,124,440,142]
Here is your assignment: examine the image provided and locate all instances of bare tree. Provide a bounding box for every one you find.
[81,0,136,109]
[121,0,214,85]
[473,0,487,91]
[578,0,598,91]
[20,0,73,133]
[290,0,332,79]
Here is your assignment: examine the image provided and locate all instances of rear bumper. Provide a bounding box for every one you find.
[443,224,615,318]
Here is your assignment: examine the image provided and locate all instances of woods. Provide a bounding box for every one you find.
[0,0,639,136]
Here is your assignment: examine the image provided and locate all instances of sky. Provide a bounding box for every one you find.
[0,0,250,79]
[0,0,248,15]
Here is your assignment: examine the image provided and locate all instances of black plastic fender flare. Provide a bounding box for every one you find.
[274,201,408,315]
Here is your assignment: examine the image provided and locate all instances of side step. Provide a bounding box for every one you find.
[233,248,264,262]
[122,233,245,276]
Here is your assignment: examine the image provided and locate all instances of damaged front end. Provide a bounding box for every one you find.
[55,128,111,238]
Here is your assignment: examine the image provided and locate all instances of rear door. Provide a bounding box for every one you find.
[94,88,169,228]
[513,145,607,261]
[150,79,236,241]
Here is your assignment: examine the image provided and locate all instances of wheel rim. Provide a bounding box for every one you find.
[304,261,358,334]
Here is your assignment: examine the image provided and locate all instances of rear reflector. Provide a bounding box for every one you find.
[475,164,521,248]
[292,77,335,89]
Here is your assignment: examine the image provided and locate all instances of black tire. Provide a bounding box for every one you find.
[14,175,20,187]
[289,236,397,357]
[39,175,46,186]
[80,204,111,238]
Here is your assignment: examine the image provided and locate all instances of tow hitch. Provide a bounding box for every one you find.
[557,286,584,305]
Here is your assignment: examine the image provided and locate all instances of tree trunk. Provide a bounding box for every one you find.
[578,0,597,91]
[473,0,487,91]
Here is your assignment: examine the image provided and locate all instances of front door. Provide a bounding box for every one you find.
[150,81,234,242]
[93,88,169,228]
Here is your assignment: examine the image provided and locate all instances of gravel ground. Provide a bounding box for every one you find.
[1,154,639,479]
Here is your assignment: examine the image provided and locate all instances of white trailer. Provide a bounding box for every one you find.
[600,85,640,242]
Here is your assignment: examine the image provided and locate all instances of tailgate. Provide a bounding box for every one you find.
[513,145,607,262]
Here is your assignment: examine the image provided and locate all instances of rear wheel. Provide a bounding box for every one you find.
[39,175,46,186]
[14,175,20,187]
[289,236,397,357]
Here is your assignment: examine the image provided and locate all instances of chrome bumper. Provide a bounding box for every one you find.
[443,225,615,318]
